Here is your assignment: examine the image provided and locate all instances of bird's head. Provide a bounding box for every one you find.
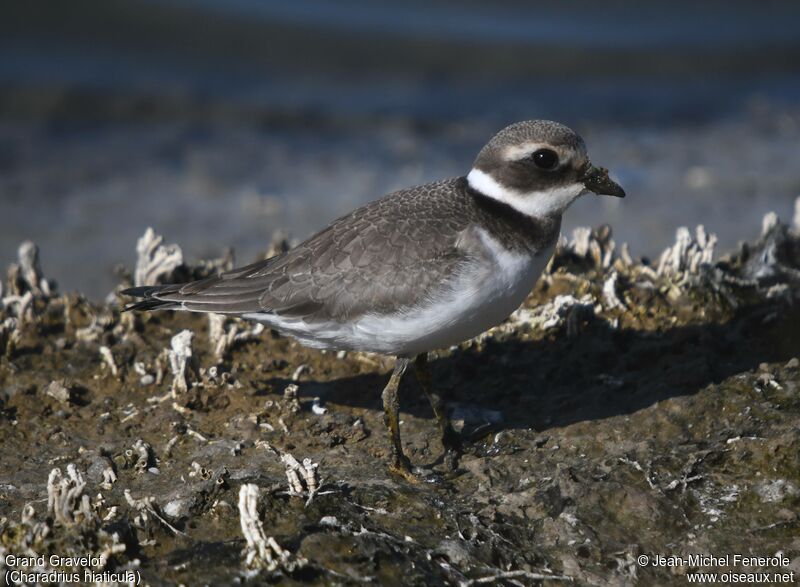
[467,120,624,218]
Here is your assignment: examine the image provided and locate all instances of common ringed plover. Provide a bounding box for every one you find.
[124,120,625,479]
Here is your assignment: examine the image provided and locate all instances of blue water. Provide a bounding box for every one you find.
[161,0,800,48]
[1,1,799,297]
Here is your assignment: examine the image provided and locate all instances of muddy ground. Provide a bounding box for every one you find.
[1,212,799,586]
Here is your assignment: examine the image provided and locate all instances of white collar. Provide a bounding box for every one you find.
[467,168,585,217]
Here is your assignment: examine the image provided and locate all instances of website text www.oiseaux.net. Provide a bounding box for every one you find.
[637,554,795,584]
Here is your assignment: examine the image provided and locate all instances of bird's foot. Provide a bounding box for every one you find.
[389,454,420,483]
[441,427,463,472]
[389,454,452,484]
[443,449,460,473]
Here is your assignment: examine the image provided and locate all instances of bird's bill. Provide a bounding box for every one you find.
[582,165,625,198]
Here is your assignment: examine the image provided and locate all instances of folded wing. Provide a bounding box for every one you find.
[124,182,471,323]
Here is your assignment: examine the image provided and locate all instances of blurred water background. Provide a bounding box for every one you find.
[2,0,800,298]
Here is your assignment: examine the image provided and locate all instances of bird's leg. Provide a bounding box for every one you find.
[413,353,461,470]
[382,357,414,479]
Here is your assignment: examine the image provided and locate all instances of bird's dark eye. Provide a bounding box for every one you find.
[531,149,559,170]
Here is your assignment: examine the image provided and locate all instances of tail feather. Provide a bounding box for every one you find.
[123,297,182,312]
[121,284,185,312]
[120,255,283,314]
[121,275,266,314]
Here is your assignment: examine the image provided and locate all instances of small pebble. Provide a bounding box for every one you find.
[46,380,72,403]
[311,398,327,415]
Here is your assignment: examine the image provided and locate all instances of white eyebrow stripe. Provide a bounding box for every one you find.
[501,142,585,167]
[501,142,550,160]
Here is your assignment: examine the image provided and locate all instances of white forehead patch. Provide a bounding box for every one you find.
[467,168,586,218]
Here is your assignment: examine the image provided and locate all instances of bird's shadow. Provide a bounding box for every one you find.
[266,299,799,435]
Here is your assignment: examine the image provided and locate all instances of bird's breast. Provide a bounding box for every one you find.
[345,229,554,356]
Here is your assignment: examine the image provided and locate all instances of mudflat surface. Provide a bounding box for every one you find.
[1,215,799,585]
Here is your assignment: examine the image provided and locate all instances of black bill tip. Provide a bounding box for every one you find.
[583,165,625,198]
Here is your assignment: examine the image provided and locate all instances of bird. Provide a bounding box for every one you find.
[123,120,625,480]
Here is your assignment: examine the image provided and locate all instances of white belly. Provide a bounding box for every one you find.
[245,229,554,357]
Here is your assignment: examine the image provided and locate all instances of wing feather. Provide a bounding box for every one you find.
[124,178,473,322]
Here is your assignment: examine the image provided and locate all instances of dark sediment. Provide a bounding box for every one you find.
[1,209,799,585]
